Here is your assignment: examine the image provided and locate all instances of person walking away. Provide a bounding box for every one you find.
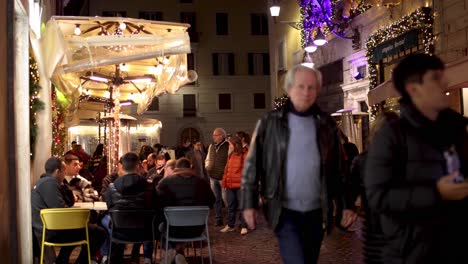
[241,64,357,264]
[364,53,468,264]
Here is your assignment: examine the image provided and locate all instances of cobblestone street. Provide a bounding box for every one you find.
[112,210,364,264]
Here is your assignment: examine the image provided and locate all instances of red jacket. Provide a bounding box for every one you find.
[222,151,247,189]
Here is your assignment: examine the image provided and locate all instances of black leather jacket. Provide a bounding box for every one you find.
[241,102,351,231]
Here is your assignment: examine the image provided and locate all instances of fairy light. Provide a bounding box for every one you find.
[112,84,121,171]
[366,7,434,90]
[30,55,45,158]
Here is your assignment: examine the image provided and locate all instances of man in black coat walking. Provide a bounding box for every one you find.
[364,53,468,264]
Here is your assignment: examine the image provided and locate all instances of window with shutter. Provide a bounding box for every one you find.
[212,53,234,75]
[139,12,163,21]
[218,94,232,110]
[183,94,196,117]
[147,97,159,111]
[102,11,127,17]
[248,53,269,75]
[253,93,266,109]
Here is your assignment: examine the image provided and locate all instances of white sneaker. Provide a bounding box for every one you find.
[144,257,152,264]
[174,254,188,264]
[220,225,235,232]
[240,227,248,235]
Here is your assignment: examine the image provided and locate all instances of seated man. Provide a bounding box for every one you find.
[157,158,215,263]
[105,152,156,264]
[31,157,106,264]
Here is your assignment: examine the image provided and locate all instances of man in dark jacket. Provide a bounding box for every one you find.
[157,158,215,263]
[31,157,105,264]
[104,152,155,264]
[205,128,229,226]
[364,53,468,264]
[241,64,357,264]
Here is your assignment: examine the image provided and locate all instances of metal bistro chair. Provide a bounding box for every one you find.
[161,206,212,264]
[108,209,157,264]
[39,208,91,264]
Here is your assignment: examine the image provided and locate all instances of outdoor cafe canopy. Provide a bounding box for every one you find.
[40,16,196,120]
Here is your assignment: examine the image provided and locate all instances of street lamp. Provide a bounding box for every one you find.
[313,28,327,46]
[270,5,280,17]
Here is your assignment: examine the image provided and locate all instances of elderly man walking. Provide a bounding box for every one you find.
[206,128,229,226]
[241,64,357,264]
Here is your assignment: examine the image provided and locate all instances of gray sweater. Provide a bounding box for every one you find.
[283,113,321,212]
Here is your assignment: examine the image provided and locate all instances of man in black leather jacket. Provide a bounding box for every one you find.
[241,64,357,263]
[364,54,468,264]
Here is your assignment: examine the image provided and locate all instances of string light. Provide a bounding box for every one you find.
[273,94,289,110]
[30,55,45,158]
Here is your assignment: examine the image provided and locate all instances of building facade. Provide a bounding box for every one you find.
[89,0,271,147]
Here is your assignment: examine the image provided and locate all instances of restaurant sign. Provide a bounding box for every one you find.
[371,30,419,63]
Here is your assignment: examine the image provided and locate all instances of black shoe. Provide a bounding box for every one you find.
[215,219,223,226]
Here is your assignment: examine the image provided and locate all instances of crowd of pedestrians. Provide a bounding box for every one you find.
[30,53,467,264]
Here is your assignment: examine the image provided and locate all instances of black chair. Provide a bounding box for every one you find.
[108,209,157,264]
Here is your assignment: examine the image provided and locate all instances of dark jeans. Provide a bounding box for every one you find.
[226,188,247,228]
[210,178,223,221]
[37,224,106,263]
[274,208,323,264]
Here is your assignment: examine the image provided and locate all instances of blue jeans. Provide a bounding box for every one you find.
[210,178,223,221]
[226,188,247,228]
[100,214,111,256]
[274,208,323,264]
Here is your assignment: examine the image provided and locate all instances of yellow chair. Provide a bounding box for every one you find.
[39,208,91,264]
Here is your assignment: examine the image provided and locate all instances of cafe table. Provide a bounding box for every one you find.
[73,201,108,211]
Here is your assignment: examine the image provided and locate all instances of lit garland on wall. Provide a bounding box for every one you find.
[274,94,289,110]
[300,0,371,48]
[30,55,45,158]
[51,86,67,156]
[365,7,434,90]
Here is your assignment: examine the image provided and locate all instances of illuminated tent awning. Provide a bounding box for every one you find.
[41,16,196,118]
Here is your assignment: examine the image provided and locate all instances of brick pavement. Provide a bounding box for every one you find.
[70,211,363,264]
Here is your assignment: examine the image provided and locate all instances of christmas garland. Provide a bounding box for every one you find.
[51,86,68,156]
[30,55,45,159]
[365,7,434,90]
[273,94,289,110]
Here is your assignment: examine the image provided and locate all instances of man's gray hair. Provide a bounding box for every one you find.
[214,128,227,138]
[284,64,323,93]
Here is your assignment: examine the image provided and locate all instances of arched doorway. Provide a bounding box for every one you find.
[180,127,200,144]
